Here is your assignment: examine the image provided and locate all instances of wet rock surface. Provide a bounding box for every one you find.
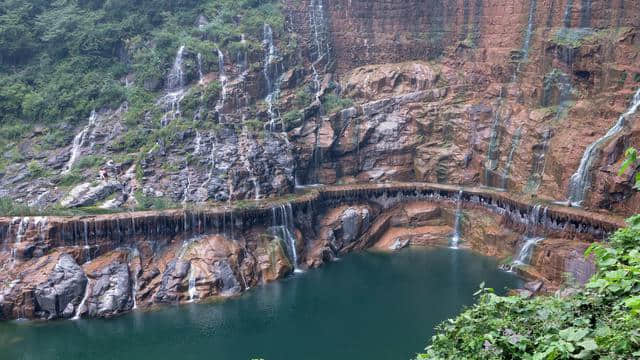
[0,186,609,320]
[1,0,639,321]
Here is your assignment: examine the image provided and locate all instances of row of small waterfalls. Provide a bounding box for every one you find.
[1,184,621,272]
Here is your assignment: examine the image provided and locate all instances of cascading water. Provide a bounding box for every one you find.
[63,110,98,174]
[73,279,92,320]
[483,93,504,187]
[194,130,202,155]
[10,217,30,265]
[450,190,463,249]
[501,128,522,189]
[214,48,228,122]
[239,131,261,200]
[197,53,204,85]
[188,266,197,302]
[525,128,553,193]
[563,0,574,27]
[567,88,640,206]
[309,0,330,103]
[168,45,186,90]
[130,248,140,309]
[521,0,538,60]
[512,237,545,266]
[159,45,187,127]
[511,0,539,83]
[263,24,282,132]
[272,203,301,272]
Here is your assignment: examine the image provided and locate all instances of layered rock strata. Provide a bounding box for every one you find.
[0,183,621,320]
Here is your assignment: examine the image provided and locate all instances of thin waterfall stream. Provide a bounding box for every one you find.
[450,190,463,249]
[567,88,640,206]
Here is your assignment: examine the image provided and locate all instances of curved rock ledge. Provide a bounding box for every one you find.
[0,183,623,246]
[0,182,623,321]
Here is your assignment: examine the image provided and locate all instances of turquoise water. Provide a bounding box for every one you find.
[0,248,521,360]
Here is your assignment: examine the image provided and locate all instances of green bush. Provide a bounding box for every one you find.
[0,197,36,216]
[0,0,282,126]
[74,155,105,170]
[58,169,84,187]
[134,190,179,211]
[27,160,46,178]
[282,110,302,130]
[419,216,640,359]
[322,93,354,115]
[294,87,314,108]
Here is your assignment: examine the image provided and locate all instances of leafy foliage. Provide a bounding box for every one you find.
[322,92,354,115]
[619,147,640,189]
[418,217,640,359]
[0,0,283,127]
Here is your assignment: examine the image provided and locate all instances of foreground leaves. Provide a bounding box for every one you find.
[417,217,640,359]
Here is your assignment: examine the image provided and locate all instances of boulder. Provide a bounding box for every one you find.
[60,180,122,208]
[34,254,87,320]
[86,263,133,318]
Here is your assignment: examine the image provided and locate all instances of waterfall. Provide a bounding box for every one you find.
[240,132,261,200]
[272,203,301,272]
[501,128,522,189]
[309,0,330,103]
[263,24,282,131]
[214,48,228,122]
[182,166,192,204]
[159,45,187,127]
[63,110,98,174]
[562,0,574,27]
[483,94,504,187]
[512,237,544,266]
[194,130,202,155]
[525,128,553,193]
[521,0,538,60]
[130,248,140,310]
[188,266,197,302]
[167,45,186,90]
[567,88,640,206]
[72,279,92,320]
[197,53,204,85]
[450,190,463,249]
[579,0,592,27]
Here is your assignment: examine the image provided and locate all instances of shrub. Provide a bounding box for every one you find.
[282,110,302,130]
[27,160,46,178]
[322,93,354,115]
[0,197,36,216]
[419,217,640,359]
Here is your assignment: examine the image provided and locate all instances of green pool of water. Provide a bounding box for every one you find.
[0,248,521,360]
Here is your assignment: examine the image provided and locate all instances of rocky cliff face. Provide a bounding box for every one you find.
[2,0,640,216]
[0,184,620,320]
[0,0,639,320]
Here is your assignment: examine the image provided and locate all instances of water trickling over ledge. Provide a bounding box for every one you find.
[0,183,623,251]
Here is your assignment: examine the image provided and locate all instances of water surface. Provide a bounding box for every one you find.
[0,248,520,360]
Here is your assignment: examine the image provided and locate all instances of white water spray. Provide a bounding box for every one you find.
[512,237,544,266]
[188,265,197,302]
[214,48,228,122]
[567,88,640,206]
[63,110,98,174]
[73,279,92,320]
[272,204,301,272]
[159,46,187,127]
[450,190,463,249]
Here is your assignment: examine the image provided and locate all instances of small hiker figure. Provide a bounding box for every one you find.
[100,168,109,181]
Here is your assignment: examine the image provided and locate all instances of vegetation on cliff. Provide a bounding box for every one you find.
[0,0,284,135]
[419,216,640,359]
